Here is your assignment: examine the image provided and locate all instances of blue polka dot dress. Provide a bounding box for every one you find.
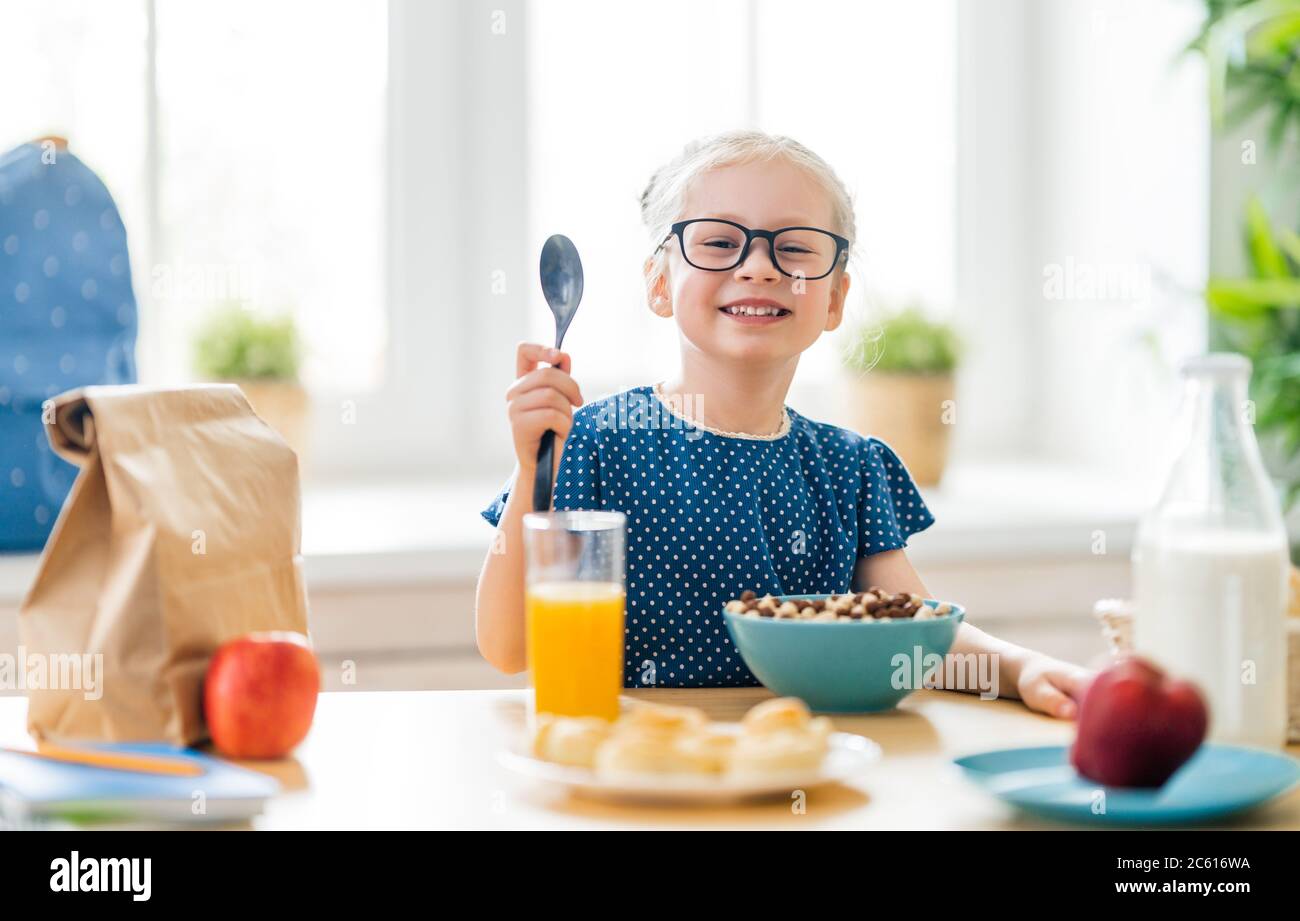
[482,384,935,688]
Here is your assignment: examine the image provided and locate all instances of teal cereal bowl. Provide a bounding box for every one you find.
[723,596,966,713]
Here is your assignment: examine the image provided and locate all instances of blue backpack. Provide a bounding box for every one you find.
[0,141,138,551]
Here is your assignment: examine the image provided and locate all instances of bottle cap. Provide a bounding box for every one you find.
[1179,352,1251,379]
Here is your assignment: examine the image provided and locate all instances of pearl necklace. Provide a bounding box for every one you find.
[651,381,792,441]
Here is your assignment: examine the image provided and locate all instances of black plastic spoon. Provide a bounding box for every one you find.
[533,234,584,511]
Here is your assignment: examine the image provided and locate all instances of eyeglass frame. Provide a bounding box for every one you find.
[654,218,851,281]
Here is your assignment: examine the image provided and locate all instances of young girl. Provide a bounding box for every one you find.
[476,130,1093,719]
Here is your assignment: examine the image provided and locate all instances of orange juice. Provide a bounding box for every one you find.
[525,580,625,720]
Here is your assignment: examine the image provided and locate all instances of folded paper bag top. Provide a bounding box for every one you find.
[19,384,310,746]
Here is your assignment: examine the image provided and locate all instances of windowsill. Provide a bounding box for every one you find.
[0,459,1149,604]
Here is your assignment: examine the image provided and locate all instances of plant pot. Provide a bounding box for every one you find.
[234,379,310,474]
[846,371,953,487]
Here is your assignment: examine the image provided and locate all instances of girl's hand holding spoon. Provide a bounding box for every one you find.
[506,342,583,483]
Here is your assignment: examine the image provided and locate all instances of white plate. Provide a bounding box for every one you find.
[498,731,881,804]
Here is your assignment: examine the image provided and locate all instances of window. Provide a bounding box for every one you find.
[5,0,1207,482]
[0,1,149,303]
[151,0,388,392]
[1,0,387,397]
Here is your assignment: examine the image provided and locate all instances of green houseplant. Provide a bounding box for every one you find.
[194,302,301,382]
[841,305,963,486]
[1192,0,1300,148]
[1206,197,1300,513]
[193,303,309,463]
[1191,0,1300,560]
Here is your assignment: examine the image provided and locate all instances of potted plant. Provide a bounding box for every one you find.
[840,305,962,487]
[193,302,309,465]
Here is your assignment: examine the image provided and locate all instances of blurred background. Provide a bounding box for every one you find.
[1,0,1297,691]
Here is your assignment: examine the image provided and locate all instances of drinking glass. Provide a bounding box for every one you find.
[522,510,626,720]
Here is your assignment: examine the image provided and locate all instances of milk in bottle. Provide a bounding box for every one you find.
[1133,354,1289,748]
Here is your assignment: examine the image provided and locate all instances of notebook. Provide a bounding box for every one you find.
[0,742,281,825]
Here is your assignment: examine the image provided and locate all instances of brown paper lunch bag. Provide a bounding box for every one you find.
[18,384,310,745]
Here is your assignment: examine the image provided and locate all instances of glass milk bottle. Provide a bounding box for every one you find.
[1133,353,1290,748]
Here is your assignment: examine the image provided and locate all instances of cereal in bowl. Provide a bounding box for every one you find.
[726,587,954,622]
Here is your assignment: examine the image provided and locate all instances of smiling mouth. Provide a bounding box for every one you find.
[719,305,792,318]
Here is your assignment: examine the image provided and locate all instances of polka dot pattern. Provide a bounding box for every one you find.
[0,141,139,551]
[482,385,936,688]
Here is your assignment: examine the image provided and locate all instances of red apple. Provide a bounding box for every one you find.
[1070,656,1208,788]
[205,631,320,759]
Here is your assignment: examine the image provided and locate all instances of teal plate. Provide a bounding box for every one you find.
[954,744,1300,826]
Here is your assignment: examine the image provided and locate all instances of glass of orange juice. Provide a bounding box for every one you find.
[522,510,626,721]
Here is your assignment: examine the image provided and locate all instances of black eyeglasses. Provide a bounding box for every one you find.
[655,218,850,280]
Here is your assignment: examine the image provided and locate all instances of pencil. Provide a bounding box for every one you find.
[2,743,206,777]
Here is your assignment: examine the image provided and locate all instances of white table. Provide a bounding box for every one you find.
[5,688,1295,830]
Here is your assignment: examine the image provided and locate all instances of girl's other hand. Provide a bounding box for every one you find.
[1014,654,1095,720]
[506,342,584,476]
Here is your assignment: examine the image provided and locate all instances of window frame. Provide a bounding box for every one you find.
[297,0,527,478]
[131,0,1203,482]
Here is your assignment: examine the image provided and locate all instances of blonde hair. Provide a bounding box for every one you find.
[639,129,858,293]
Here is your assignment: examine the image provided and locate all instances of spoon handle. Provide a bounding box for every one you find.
[533,430,556,511]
